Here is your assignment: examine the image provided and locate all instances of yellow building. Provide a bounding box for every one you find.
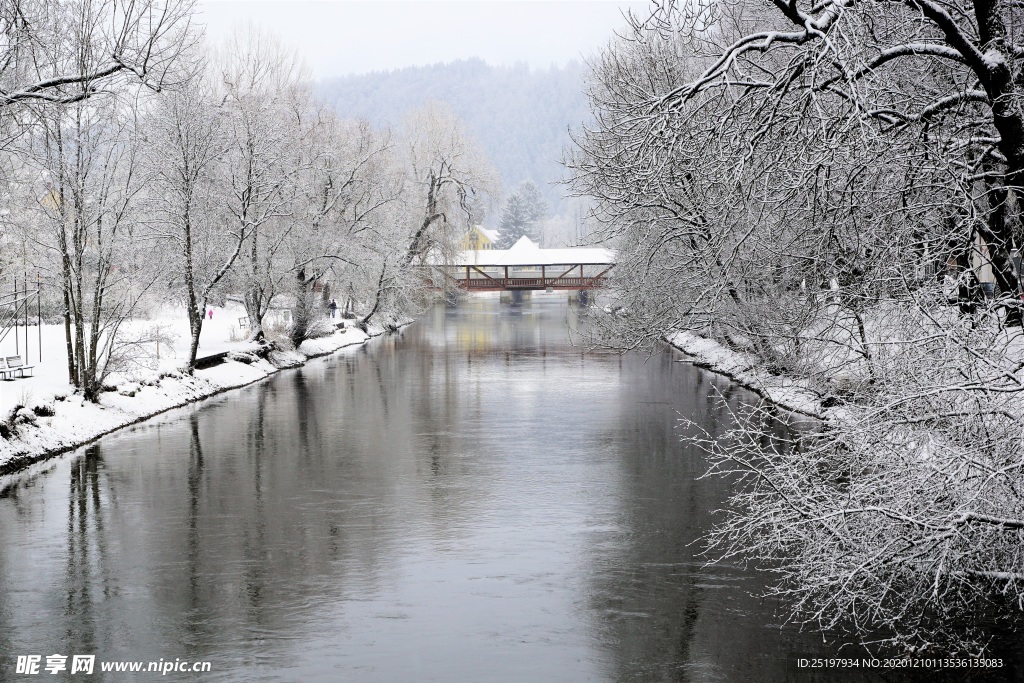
[461,225,501,251]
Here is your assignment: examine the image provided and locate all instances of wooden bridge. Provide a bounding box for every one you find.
[433,264,613,291]
[427,236,615,292]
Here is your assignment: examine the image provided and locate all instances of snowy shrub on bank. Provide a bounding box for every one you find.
[304,318,336,340]
[267,350,304,369]
[227,351,259,365]
[688,304,1024,655]
[31,404,55,417]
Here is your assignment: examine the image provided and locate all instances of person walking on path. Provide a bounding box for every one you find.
[329,299,338,318]
[208,308,213,320]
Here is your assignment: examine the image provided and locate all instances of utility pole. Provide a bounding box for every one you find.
[37,273,42,363]
[24,272,29,361]
[13,276,18,355]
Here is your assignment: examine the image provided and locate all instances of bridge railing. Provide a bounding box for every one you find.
[423,263,615,292]
[425,275,610,291]
[463,276,605,289]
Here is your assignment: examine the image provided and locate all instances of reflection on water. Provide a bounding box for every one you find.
[0,295,1020,682]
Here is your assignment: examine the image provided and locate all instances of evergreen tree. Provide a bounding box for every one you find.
[497,180,547,248]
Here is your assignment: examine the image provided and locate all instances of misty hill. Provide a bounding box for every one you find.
[316,59,590,213]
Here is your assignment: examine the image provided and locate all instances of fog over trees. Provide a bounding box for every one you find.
[317,59,589,216]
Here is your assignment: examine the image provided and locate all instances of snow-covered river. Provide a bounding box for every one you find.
[0,296,1018,681]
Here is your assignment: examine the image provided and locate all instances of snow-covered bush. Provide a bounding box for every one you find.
[304,317,336,340]
[267,350,304,369]
[690,306,1024,654]
[227,351,259,365]
[31,404,55,417]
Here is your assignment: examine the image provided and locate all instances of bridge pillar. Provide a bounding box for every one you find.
[501,290,527,305]
[567,290,591,305]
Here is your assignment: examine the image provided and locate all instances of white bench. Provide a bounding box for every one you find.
[5,355,35,378]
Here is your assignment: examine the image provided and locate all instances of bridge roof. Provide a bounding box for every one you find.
[446,235,615,267]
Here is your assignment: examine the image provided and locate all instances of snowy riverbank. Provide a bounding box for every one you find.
[0,320,389,476]
[665,330,827,419]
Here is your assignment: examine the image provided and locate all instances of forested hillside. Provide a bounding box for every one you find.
[316,59,589,213]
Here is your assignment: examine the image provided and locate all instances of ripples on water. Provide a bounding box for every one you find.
[0,296,1020,682]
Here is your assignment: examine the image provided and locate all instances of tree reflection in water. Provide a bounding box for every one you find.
[0,296,1019,681]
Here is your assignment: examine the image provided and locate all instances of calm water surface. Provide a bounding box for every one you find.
[0,296,1020,682]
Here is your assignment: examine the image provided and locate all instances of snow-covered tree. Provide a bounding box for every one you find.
[358,101,498,328]
[215,26,310,341]
[143,61,249,372]
[0,0,197,114]
[400,101,498,268]
[24,93,157,400]
[570,0,1024,653]
[286,112,398,341]
[0,0,197,285]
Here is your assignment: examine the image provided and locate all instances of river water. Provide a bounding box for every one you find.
[0,296,1019,682]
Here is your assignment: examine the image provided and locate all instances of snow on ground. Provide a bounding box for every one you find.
[0,302,380,474]
[0,302,258,416]
[665,330,826,419]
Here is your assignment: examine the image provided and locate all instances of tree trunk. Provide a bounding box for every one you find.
[404,170,441,267]
[978,184,1022,325]
[244,222,266,341]
[360,260,389,328]
[183,208,205,372]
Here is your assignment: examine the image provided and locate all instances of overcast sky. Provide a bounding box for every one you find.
[195,1,647,79]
